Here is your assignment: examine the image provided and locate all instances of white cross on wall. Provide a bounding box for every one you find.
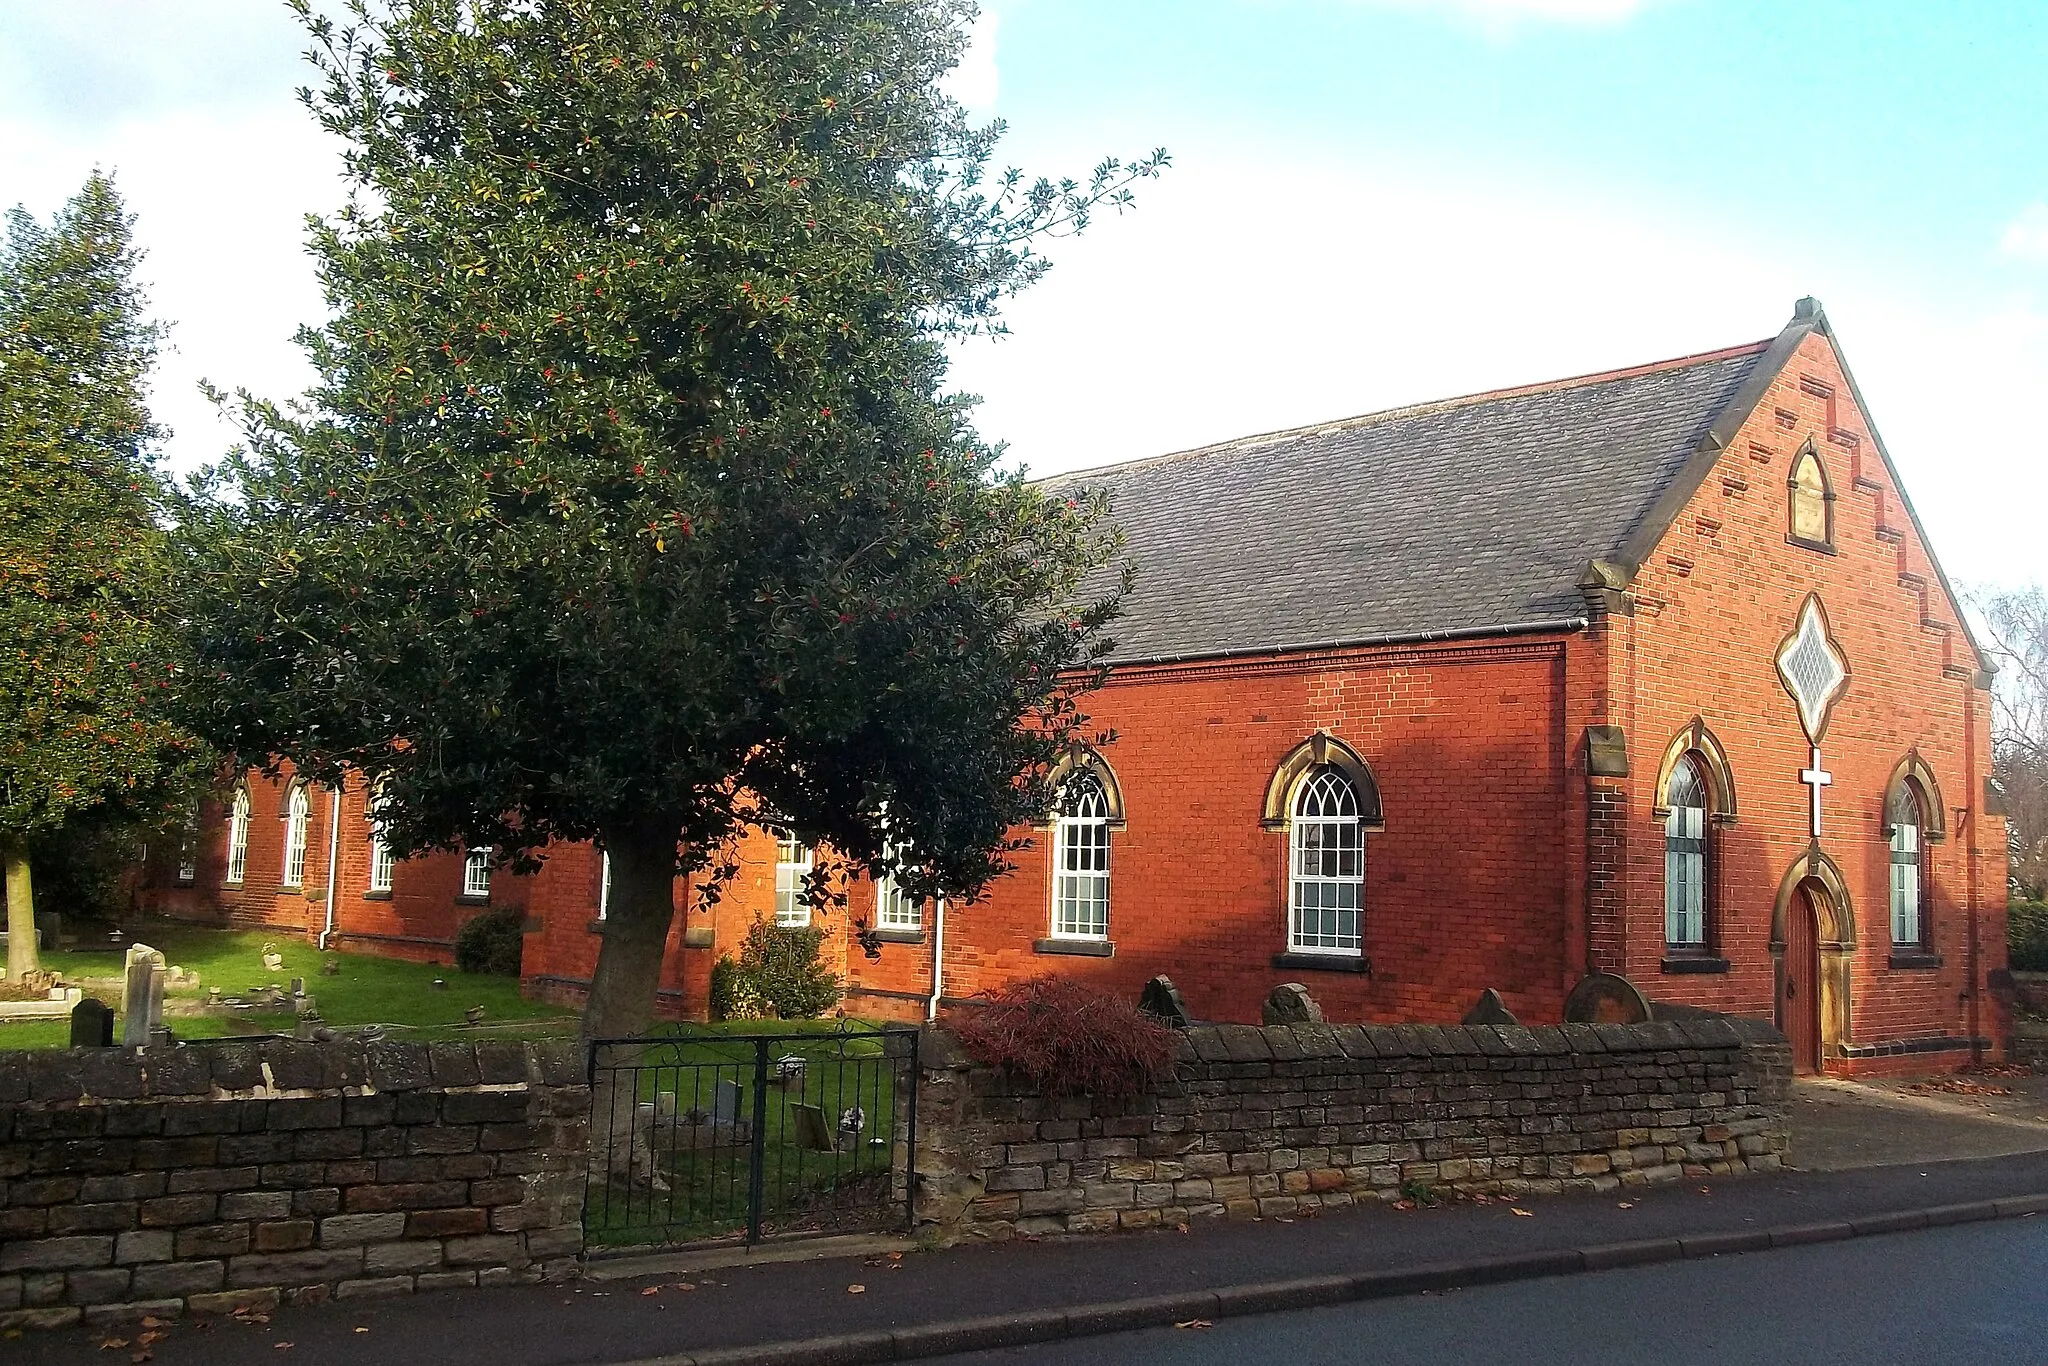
[1800,745,1833,838]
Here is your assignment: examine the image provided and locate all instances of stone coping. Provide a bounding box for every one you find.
[0,1038,585,1104]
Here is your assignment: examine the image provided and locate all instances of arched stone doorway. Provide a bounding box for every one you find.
[1772,850,1855,1075]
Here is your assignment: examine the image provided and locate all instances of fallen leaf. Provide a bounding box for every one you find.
[275,1343,294,1351]
[641,1287,660,1297]
[129,1352,151,1365]
[672,1283,696,1292]
[355,1327,370,1334]
[847,1285,866,1295]
[137,1332,163,1348]
[1511,1208,1534,1217]
[1174,1319,1213,1330]
[1698,1187,1713,1195]
[140,1319,166,1330]
[1617,1202,1634,1209]
[100,1338,130,1350]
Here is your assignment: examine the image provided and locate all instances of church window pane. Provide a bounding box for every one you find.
[176,805,199,883]
[1664,758,1707,948]
[1289,767,1363,954]
[367,787,394,894]
[774,830,814,927]
[463,848,492,899]
[597,850,611,921]
[1791,450,1830,545]
[282,786,311,889]
[1890,785,1924,947]
[1052,776,1111,939]
[225,789,250,886]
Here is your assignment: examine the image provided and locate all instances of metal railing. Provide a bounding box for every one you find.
[584,1022,919,1250]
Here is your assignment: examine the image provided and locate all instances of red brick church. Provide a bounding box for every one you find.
[141,300,2008,1075]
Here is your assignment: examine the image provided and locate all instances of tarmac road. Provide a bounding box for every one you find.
[936,1215,2048,1366]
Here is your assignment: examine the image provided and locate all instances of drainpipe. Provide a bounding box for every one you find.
[317,781,343,950]
[925,897,947,1023]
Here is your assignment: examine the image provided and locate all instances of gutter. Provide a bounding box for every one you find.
[317,781,343,951]
[1102,616,1590,670]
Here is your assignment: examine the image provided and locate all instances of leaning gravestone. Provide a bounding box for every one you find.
[1561,971,1653,1025]
[1262,982,1323,1026]
[69,997,115,1048]
[1139,975,1192,1028]
[119,943,167,1048]
[1461,988,1521,1027]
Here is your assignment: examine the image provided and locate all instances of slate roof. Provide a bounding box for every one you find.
[1041,340,1776,665]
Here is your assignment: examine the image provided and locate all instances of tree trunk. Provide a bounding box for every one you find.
[582,824,684,1042]
[4,848,38,981]
[583,823,683,1191]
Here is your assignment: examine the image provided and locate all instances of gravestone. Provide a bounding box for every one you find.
[1261,982,1323,1026]
[1562,972,1653,1025]
[790,1103,836,1151]
[119,943,167,1048]
[321,958,341,977]
[290,976,305,998]
[69,997,115,1048]
[1461,988,1521,1027]
[261,944,285,973]
[713,1078,742,1125]
[1139,975,1192,1028]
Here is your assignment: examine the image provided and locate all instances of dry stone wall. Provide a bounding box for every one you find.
[915,1016,1791,1239]
[0,1039,587,1331]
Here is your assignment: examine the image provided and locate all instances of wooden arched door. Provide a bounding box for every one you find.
[1782,885,1823,1075]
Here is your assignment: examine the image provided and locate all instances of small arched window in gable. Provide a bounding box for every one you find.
[1051,774,1111,940]
[1789,446,1833,549]
[1289,767,1364,956]
[1664,757,1708,949]
[1888,783,1926,948]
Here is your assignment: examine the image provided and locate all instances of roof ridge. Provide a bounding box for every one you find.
[1033,337,1775,485]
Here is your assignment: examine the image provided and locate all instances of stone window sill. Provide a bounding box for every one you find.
[871,929,925,945]
[1034,937,1114,958]
[586,919,606,934]
[362,889,392,901]
[1661,955,1731,974]
[222,880,244,890]
[1786,534,1837,556]
[1271,952,1370,975]
[1888,951,1943,970]
[456,894,490,907]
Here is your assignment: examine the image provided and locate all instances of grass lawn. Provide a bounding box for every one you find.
[0,920,576,1051]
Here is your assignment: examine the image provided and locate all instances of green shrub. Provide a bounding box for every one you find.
[454,908,525,977]
[952,975,1176,1100]
[709,921,840,1021]
[2011,901,2048,973]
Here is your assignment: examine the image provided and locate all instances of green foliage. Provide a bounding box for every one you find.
[0,174,211,857]
[454,907,525,977]
[2011,901,2048,973]
[710,920,840,1022]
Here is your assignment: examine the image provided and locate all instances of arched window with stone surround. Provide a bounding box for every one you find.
[1664,757,1709,949]
[282,784,311,889]
[225,786,251,886]
[1789,445,1833,549]
[1289,767,1364,955]
[1889,782,1927,947]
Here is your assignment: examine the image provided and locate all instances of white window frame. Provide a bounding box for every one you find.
[1287,767,1363,955]
[875,842,922,932]
[366,788,395,894]
[463,848,492,899]
[176,807,198,884]
[773,830,813,927]
[1890,787,1924,947]
[597,850,611,921]
[1051,776,1111,940]
[1664,758,1708,949]
[282,785,311,889]
[225,788,250,885]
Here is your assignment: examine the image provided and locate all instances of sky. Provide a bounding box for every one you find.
[1,0,2043,591]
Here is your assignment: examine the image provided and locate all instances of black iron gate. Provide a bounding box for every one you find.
[582,1023,919,1251]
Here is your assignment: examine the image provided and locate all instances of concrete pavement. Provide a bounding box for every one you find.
[1790,1072,2048,1170]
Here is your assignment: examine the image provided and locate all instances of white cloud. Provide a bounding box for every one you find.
[943,6,1001,114]
[2001,204,2048,263]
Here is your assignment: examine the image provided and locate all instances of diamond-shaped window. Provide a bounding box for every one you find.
[1775,595,1849,744]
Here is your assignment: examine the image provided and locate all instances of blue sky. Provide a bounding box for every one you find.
[2,0,2042,589]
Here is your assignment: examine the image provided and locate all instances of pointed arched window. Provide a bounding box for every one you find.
[1889,783,1926,947]
[1664,757,1708,948]
[1051,774,1112,940]
[225,787,251,886]
[1789,447,1832,549]
[1289,767,1364,955]
[282,785,311,889]
[773,829,814,927]
[366,785,395,895]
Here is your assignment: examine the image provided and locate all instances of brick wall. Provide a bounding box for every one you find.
[0,1040,587,1332]
[913,1016,1791,1240]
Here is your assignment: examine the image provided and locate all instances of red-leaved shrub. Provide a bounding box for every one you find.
[951,975,1177,1100]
